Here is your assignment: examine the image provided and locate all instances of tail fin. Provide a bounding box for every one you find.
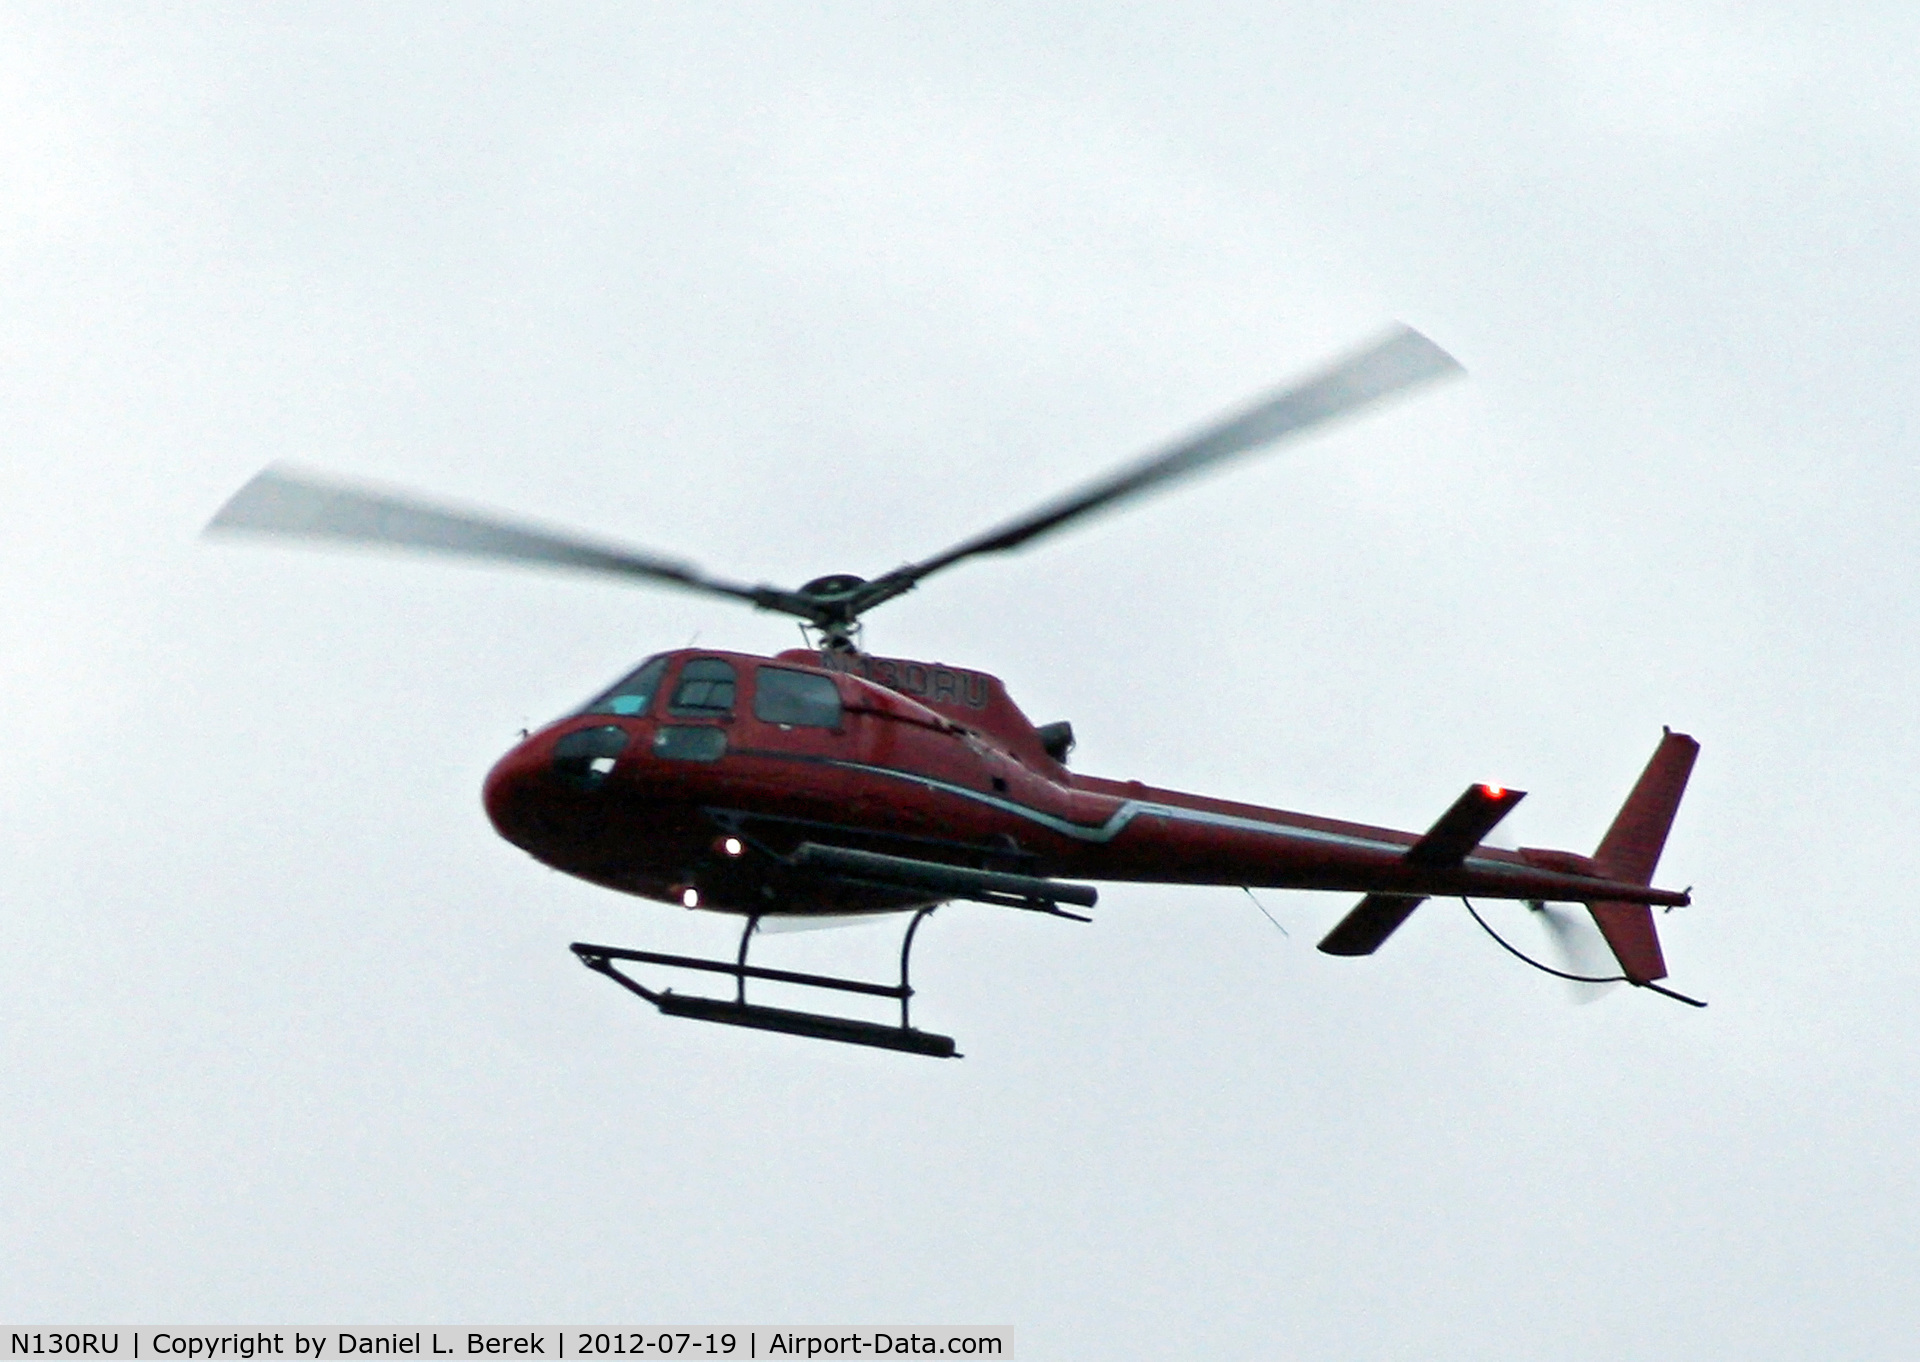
[1587,729,1700,982]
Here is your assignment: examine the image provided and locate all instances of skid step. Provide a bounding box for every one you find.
[656,993,958,1057]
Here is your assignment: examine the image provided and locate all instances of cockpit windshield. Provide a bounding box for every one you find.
[581,655,668,717]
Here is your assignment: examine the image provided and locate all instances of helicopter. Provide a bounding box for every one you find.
[208,324,1701,1057]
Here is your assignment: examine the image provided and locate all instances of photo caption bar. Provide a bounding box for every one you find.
[5,1332,1012,1360]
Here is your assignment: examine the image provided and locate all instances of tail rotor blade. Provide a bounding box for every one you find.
[1529,901,1623,1004]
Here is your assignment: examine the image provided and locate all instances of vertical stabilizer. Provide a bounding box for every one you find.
[1587,729,1700,983]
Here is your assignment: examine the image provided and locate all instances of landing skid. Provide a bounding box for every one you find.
[571,908,958,1058]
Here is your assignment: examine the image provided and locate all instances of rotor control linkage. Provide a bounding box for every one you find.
[571,907,958,1058]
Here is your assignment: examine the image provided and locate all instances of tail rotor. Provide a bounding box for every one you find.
[1527,900,1624,1004]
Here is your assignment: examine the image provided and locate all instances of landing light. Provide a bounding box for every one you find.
[681,887,700,908]
[722,837,744,857]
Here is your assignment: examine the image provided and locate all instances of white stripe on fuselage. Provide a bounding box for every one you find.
[824,757,1513,875]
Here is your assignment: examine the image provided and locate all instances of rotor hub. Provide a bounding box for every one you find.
[796,574,869,650]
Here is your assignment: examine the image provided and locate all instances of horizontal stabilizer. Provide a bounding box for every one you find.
[1318,783,1525,956]
[1404,784,1527,866]
[1318,894,1426,956]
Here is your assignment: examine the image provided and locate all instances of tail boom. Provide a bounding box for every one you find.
[1315,731,1699,982]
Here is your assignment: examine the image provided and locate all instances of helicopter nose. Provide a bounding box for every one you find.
[484,722,638,851]
[482,736,550,850]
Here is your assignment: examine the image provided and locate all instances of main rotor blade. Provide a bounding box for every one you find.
[852,324,1461,613]
[206,466,819,619]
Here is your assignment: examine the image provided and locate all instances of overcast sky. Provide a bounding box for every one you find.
[5,5,1918,1357]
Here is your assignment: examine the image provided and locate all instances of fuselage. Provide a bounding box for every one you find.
[482,647,1686,917]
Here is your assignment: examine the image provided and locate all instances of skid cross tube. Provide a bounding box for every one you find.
[570,905,956,1057]
[571,942,909,1000]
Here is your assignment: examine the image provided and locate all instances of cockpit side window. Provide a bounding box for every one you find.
[669,658,737,717]
[583,656,668,717]
[754,667,842,728]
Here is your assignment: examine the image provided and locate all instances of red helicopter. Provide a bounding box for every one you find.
[209,325,1701,1057]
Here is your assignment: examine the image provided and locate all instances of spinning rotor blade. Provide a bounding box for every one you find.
[207,325,1459,639]
[1529,901,1624,1004]
[849,323,1462,615]
[206,466,822,621]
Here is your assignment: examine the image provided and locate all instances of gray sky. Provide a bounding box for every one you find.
[4,4,1916,1356]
